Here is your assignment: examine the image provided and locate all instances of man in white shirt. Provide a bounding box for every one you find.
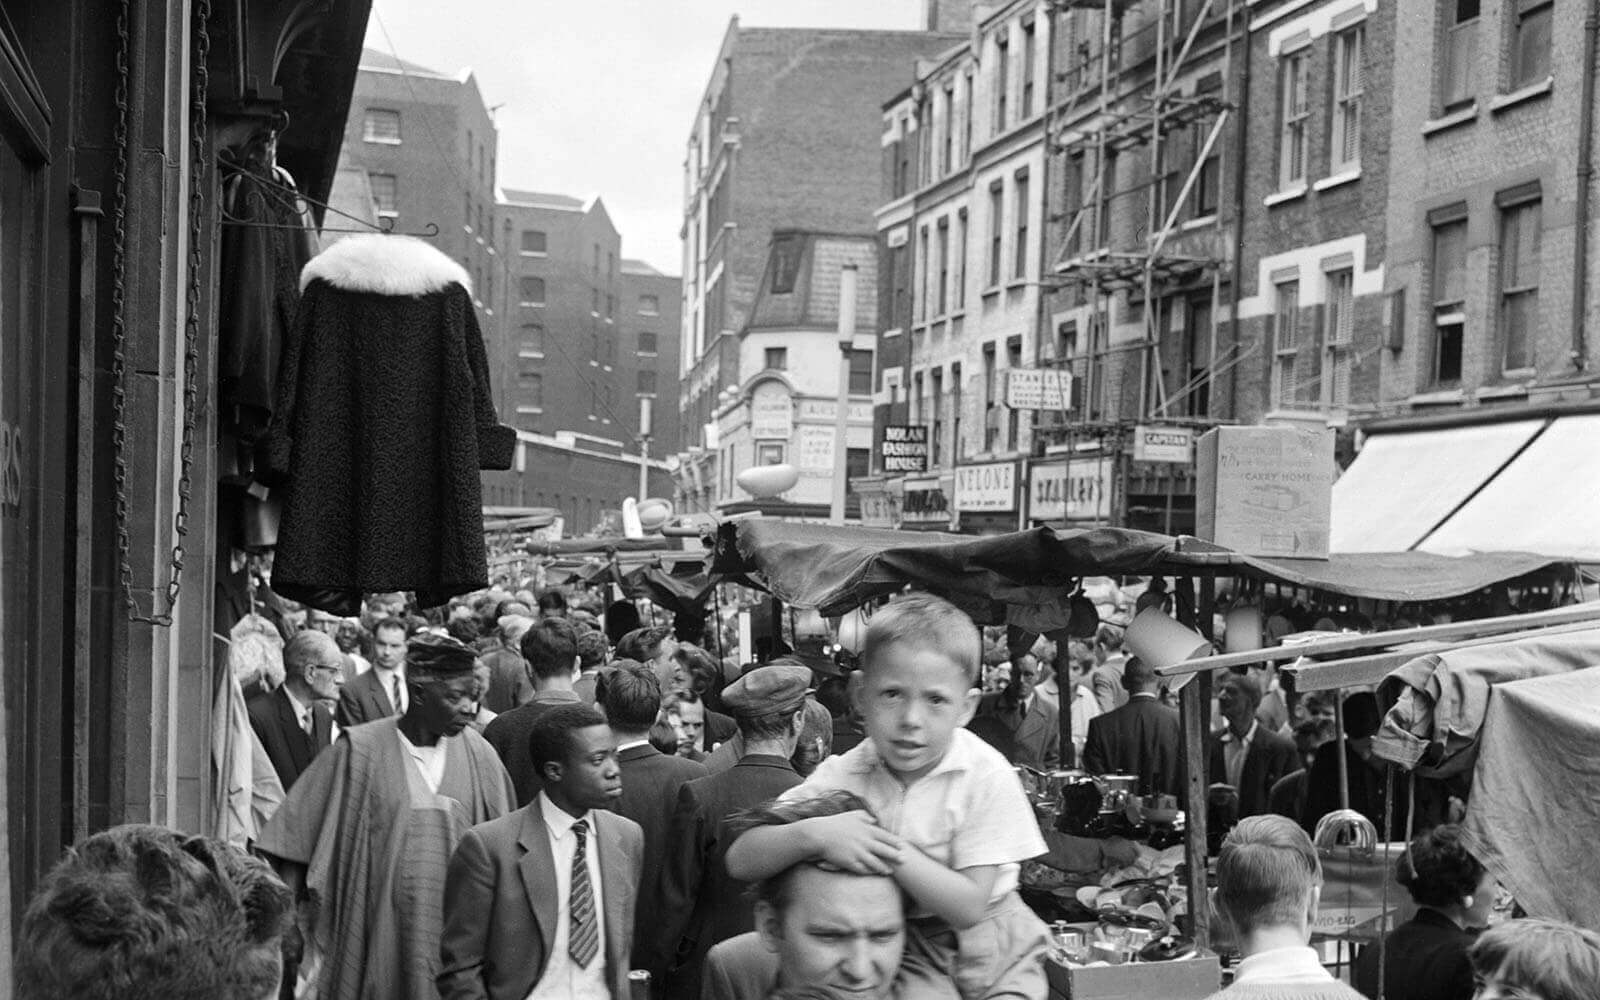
[338,616,410,726]
[247,629,343,790]
[440,703,645,1000]
[1200,815,1363,1000]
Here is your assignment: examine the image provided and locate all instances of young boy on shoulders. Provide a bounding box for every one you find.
[724,592,1050,1000]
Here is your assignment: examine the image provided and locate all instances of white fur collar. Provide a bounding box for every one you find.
[300,234,471,296]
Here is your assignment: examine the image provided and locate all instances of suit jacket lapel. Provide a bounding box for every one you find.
[274,687,313,774]
[517,805,559,964]
[596,813,632,985]
[1018,699,1045,743]
[312,703,333,749]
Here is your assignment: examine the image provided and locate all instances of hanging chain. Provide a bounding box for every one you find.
[108,0,210,626]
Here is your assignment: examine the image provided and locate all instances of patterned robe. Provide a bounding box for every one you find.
[256,718,514,1000]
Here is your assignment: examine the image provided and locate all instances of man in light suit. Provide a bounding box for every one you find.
[1207,672,1298,819]
[1089,622,1131,714]
[971,652,1061,770]
[246,630,343,791]
[337,616,410,726]
[439,702,643,1000]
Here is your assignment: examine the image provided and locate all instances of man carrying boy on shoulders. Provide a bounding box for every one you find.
[725,592,1050,1000]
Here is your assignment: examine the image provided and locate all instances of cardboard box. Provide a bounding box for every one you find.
[1195,426,1334,559]
[1046,952,1221,1000]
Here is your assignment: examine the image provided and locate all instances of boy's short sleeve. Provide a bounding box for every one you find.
[947,750,1047,871]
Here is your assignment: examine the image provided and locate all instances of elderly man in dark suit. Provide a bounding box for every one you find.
[1208,672,1298,819]
[600,660,706,991]
[660,663,811,1000]
[439,703,643,1000]
[1082,657,1184,798]
[247,630,343,791]
[338,616,410,726]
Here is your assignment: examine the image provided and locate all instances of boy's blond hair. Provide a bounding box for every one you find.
[861,592,981,685]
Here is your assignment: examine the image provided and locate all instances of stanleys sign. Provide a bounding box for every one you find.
[1029,456,1113,522]
[880,425,929,473]
[1003,368,1073,411]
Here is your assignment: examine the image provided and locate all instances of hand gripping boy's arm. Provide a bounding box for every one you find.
[723,809,902,880]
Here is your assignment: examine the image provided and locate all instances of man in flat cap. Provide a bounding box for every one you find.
[659,663,813,999]
[257,633,516,1000]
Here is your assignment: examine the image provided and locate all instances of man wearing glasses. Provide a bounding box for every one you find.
[248,630,346,790]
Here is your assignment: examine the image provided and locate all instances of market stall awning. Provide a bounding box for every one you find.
[1419,413,1600,562]
[1238,549,1569,603]
[1329,420,1544,553]
[711,521,1220,624]
[1461,667,1600,929]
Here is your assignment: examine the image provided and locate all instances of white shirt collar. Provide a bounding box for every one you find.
[850,727,981,779]
[1232,946,1333,986]
[282,686,311,726]
[616,738,651,752]
[1222,720,1259,745]
[539,792,594,840]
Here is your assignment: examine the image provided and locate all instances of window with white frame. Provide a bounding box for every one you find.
[1431,212,1468,384]
[362,109,401,144]
[1498,191,1541,372]
[1021,18,1037,118]
[368,173,398,217]
[1331,26,1364,173]
[1325,268,1354,407]
[1013,169,1030,281]
[941,81,955,176]
[519,276,545,307]
[918,225,931,321]
[1278,47,1310,189]
[954,209,968,310]
[1272,280,1300,409]
[988,181,1004,287]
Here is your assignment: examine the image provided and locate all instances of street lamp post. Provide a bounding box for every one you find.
[637,396,652,502]
[830,264,859,524]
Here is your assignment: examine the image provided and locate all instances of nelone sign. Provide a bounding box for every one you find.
[954,461,1016,512]
[880,425,929,473]
[1003,368,1073,411]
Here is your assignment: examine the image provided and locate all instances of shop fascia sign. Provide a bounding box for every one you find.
[749,382,793,439]
[1030,455,1112,522]
[953,461,1016,512]
[900,475,953,524]
[880,425,929,473]
[1003,368,1073,411]
[1133,424,1195,464]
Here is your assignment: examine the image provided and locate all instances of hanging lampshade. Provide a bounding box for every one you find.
[836,608,869,653]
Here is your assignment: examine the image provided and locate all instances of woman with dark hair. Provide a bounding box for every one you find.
[1468,919,1600,1000]
[1353,824,1496,1000]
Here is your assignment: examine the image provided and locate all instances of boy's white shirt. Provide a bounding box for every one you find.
[780,728,1046,905]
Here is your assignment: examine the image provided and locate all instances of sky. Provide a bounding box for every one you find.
[365,0,926,274]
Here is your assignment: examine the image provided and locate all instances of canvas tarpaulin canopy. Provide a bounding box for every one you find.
[1460,667,1600,928]
[1370,626,1600,779]
[711,521,1574,625]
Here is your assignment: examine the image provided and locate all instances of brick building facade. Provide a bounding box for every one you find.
[675,20,968,512]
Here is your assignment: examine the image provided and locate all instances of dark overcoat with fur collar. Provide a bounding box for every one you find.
[261,235,515,614]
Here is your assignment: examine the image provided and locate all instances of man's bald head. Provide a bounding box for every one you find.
[284,631,340,680]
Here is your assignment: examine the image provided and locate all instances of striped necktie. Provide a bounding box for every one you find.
[569,820,599,968]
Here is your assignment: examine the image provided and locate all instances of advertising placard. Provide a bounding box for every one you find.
[1029,456,1113,522]
[1003,369,1073,411]
[1133,425,1195,464]
[953,461,1017,512]
[880,425,929,473]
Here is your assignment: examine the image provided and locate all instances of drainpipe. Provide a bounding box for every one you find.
[1572,0,1599,371]
[1228,3,1252,415]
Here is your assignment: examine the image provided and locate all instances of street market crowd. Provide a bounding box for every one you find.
[13,582,1600,1000]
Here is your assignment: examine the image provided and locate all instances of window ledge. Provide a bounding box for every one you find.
[1423,104,1478,137]
[1006,278,1029,291]
[1180,215,1218,231]
[981,286,1002,299]
[1263,185,1309,208]
[948,309,967,321]
[363,137,402,146]
[883,327,905,339]
[1477,380,1532,400]
[1490,76,1554,114]
[1314,169,1362,192]
[1407,388,1467,406]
